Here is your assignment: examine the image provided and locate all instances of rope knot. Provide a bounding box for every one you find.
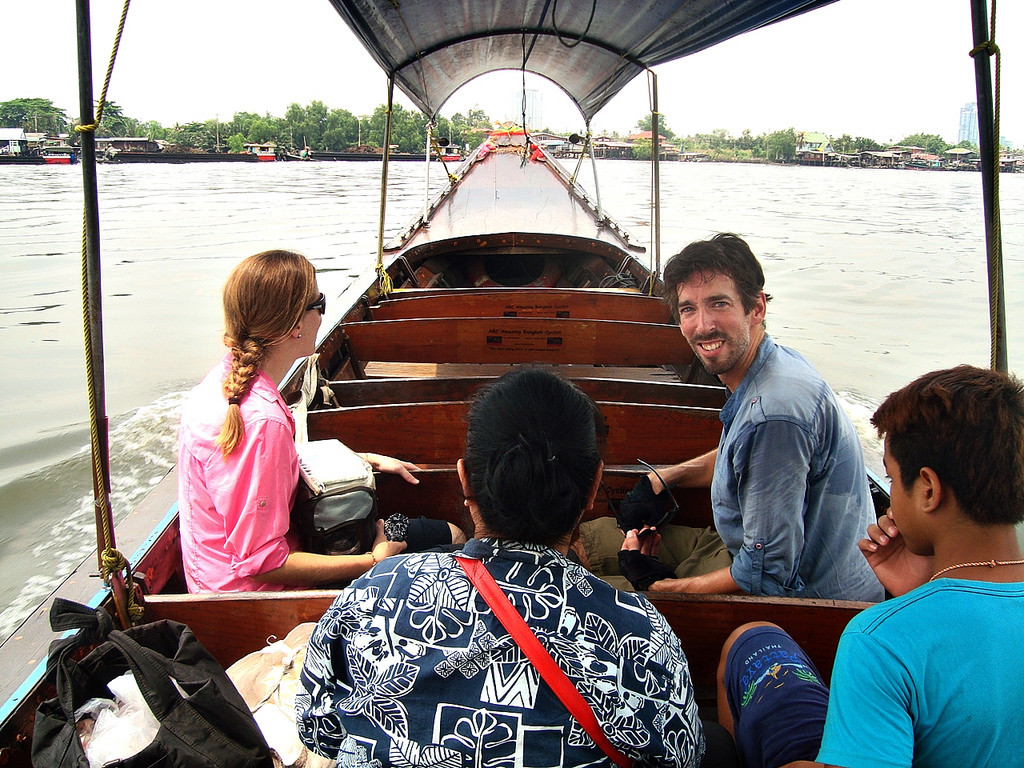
[970,40,999,58]
[377,264,394,296]
[100,547,129,579]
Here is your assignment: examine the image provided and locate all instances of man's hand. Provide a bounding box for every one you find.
[618,475,673,531]
[647,576,697,593]
[618,528,675,590]
[646,566,742,595]
[621,526,661,556]
[858,512,933,596]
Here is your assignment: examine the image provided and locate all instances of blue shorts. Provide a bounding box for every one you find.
[723,625,829,768]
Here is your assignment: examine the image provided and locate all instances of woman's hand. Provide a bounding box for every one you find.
[363,452,421,484]
[858,511,933,596]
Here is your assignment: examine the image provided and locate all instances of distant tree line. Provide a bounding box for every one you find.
[0,97,495,154]
[634,116,980,162]
[0,97,982,161]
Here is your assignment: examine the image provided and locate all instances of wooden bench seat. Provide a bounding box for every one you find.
[142,587,866,693]
[328,375,727,409]
[373,288,672,323]
[341,317,693,368]
[373,466,714,529]
[359,362,687,382]
[307,400,721,466]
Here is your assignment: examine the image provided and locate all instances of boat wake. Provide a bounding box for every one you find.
[837,390,884,478]
[0,391,185,644]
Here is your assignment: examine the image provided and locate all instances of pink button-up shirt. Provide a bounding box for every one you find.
[177,354,298,592]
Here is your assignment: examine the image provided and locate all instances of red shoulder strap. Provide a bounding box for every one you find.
[454,555,634,768]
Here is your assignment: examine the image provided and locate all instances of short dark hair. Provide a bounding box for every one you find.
[662,233,771,322]
[871,365,1024,525]
[463,368,602,544]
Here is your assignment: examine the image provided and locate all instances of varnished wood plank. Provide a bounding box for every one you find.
[307,401,721,466]
[329,376,727,409]
[142,591,338,670]
[342,317,694,366]
[141,579,868,692]
[374,467,715,528]
[373,288,671,323]
[361,362,686,382]
[652,593,869,689]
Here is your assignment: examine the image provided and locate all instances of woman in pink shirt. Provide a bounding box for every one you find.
[177,250,443,592]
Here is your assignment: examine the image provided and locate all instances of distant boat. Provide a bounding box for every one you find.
[243,142,277,161]
[40,145,77,165]
[436,144,462,162]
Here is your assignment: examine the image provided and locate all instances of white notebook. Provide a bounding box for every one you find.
[295,439,375,494]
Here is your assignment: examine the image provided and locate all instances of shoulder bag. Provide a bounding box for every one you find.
[293,439,378,555]
[454,556,635,768]
[32,598,274,768]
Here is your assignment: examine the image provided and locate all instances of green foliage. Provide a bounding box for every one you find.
[13,94,966,164]
[832,134,855,154]
[344,103,436,154]
[635,114,676,140]
[226,133,246,153]
[830,134,884,153]
[898,133,950,155]
[853,136,883,152]
[433,116,461,147]
[736,129,755,151]
[170,121,217,151]
[96,101,139,137]
[0,98,69,134]
[631,139,652,160]
[138,120,170,140]
[764,128,797,162]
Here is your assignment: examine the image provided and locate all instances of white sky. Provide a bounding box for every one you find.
[2,0,1020,146]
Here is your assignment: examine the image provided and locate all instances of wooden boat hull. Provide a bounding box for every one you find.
[0,140,884,765]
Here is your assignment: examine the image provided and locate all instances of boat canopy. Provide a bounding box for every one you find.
[327,0,837,122]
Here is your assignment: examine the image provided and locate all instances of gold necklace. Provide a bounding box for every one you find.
[929,559,1024,582]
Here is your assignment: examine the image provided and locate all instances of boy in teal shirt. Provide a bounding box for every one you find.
[718,365,1024,768]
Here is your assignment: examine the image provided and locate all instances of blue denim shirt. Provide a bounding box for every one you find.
[713,336,883,601]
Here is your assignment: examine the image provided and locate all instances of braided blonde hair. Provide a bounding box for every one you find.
[217,249,317,457]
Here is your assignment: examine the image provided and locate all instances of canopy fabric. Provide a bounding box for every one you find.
[327,0,838,122]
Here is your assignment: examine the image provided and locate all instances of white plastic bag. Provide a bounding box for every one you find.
[74,671,160,768]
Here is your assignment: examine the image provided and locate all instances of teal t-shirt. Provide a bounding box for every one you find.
[817,579,1024,768]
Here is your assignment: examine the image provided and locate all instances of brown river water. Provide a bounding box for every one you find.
[1,157,1021,641]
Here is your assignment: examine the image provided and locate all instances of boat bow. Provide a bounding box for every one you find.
[386,141,644,263]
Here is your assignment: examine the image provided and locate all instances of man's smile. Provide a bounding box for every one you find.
[695,338,725,353]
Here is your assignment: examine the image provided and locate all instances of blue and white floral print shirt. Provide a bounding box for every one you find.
[297,537,705,767]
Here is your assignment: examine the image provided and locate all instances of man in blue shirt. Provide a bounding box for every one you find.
[617,233,881,601]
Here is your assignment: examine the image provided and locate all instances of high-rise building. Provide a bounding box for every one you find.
[959,102,979,146]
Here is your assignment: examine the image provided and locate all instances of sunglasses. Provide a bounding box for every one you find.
[306,293,326,315]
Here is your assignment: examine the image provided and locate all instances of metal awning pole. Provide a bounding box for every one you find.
[75,0,114,567]
[375,76,395,294]
[969,0,1006,372]
[650,71,662,283]
[424,120,432,221]
[76,0,133,629]
[586,126,603,222]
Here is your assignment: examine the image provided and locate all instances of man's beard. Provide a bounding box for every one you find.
[688,328,750,377]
